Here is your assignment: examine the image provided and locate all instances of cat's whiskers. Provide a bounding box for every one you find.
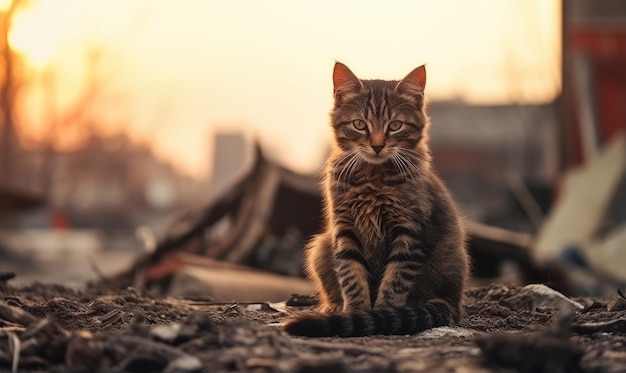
[405,156,424,180]
[343,153,362,184]
[398,153,418,182]
[399,149,429,177]
[399,154,413,182]
[390,153,408,183]
[334,158,350,183]
[397,151,426,182]
[333,150,357,174]
[336,151,362,185]
[333,150,353,167]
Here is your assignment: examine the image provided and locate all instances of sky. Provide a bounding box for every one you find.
[8,0,561,178]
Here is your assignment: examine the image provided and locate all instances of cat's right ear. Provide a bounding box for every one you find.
[333,62,363,102]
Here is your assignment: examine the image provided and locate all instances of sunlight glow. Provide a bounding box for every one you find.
[0,0,11,11]
[11,0,561,178]
[9,2,65,67]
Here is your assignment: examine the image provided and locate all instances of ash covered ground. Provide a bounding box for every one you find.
[1,280,626,373]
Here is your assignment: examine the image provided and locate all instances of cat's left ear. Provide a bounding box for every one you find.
[333,62,363,102]
[395,65,426,101]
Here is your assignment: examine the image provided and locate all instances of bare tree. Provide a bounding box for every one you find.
[38,48,103,192]
[0,12,113,196]
[0,0,27,185]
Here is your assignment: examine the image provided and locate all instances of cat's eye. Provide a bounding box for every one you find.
[388,121,403,131]
[352,120,367,131]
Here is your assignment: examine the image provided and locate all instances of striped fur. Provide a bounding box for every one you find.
[285,63,469,337]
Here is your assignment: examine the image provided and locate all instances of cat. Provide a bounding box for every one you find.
[284,62,470,337]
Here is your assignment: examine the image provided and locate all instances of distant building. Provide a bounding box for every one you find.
[562,0,626,166]
[2,133,208,232]
[209,132,252,197]
[427,101,559,230]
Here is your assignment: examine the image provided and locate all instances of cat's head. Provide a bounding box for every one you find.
[330,62,429,165]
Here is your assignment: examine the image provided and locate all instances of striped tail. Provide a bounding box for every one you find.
[284,301,456,337]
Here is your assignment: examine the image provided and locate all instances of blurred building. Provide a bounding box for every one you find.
[428,101,559,232]
[2,134,208,232]
[562,0,626,167]
[209,132,252,197]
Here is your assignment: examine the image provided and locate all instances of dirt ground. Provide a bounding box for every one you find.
[1,278,626,373]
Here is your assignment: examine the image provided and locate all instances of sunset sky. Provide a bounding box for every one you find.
[8,0,561,178]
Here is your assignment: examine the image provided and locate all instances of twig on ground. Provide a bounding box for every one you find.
[7,330,20,373]
[572,318,626,335]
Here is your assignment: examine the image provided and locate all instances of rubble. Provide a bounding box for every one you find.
[1,283,625,372]
[535,135,626,283]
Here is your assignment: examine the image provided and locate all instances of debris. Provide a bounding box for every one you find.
[607,296,626,312]
[91,141,622,307]
[535,134,626,282]
[465,220,534,279]
[266,302,290,313]
[6,330,19,373]
[167,264,314,302]
[150,312,216,345]
[0,301,38,327]
[418,326,475,339]
[108,145,322,292]
[502,284,585,311]
[163,355,203,373]
[105,145,550,301]
[572,318,626,335]
[286,294,318,307]
[1,283,626,371]
[476,308,582,373]
[476,331,581,373]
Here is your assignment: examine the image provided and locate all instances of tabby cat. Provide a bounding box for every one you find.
[284,62,470,337]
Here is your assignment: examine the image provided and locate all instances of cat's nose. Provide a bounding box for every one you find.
[371,145,384,154]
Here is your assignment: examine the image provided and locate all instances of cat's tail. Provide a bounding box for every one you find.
[284,300,457,337]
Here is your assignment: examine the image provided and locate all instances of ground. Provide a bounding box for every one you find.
[1,280,626,373]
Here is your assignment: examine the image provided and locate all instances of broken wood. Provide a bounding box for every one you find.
[223,162,281,262]
[167,264,314,302]
[466,220,534,278]
[107,143,321,291]
[142,252,266,284]
[151,144,266,263]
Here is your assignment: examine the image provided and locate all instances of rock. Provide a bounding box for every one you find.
[151,323,183,343]
[419,326,475,338]
[506,284,584,311]
[163,355,203,373]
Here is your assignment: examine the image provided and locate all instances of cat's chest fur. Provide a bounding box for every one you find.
[333,171,419,253]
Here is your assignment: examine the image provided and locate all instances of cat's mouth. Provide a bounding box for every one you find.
[362,151,390,165]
